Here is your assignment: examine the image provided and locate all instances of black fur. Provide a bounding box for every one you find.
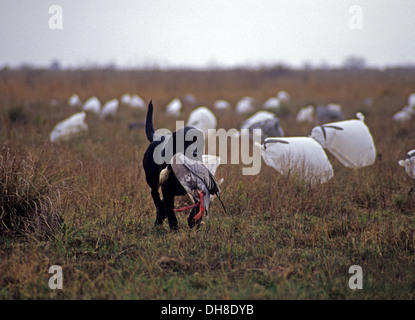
[142,100,204,230]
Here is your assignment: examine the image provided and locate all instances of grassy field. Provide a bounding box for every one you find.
[0,67,415,299]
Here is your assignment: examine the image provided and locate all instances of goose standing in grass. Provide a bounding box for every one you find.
[130,94,146,109]
[277,90,291,103]
[82,96,101,114]
[50,111,88,143]
[183,94,197,105]
[393,105,415,122]
[408,93,415,107]
[121,93,132,105]
[240,110,284,142]
[256,137,334,185]
[101,98,119,119]
[186,106,217,137]
[393,110,412,122]
[236,96,255,114]
[296,105,315,123]
[310,112,376,169]
[263,97,280,110]
[213,99,231,110]
[68,94,82,108]
[314,104,345,125]
[398,150,415,179]
[159,152,225,225]
[240,111,275,130]
[166,98,182,116]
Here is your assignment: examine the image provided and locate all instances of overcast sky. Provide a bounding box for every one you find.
[0,0,414,69]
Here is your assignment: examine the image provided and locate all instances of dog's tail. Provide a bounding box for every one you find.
[145,100,155,142]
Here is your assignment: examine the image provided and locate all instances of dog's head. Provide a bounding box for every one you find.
[151,126,204,166]
[172,126,204,160]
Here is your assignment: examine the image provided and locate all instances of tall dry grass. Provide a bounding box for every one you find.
[0,67,415,299]
[0,147,68,240]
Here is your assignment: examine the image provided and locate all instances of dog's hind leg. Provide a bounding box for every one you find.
[151,188,166,226]
[163,193,179,231]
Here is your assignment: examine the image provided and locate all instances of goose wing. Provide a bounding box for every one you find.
[178,153,220,194]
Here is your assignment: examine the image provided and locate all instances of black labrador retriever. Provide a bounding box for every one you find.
[142,100,204,230]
